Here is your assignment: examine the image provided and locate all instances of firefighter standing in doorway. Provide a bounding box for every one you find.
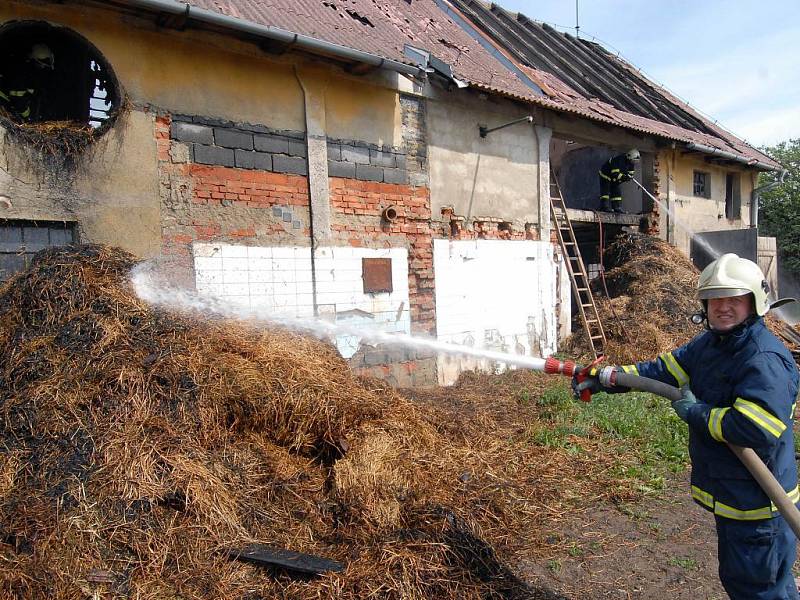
[598,149,640,213]
[575,253,800,599]
[0,43,55,122]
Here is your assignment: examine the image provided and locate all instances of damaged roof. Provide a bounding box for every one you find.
[128,0,778,169]
[449,0,778,169]
[155,0,542,99]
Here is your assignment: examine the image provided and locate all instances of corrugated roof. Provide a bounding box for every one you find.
[178,0,541,99]
[138,0,778,169]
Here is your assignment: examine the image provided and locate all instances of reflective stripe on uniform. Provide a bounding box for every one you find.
[599,171,612,181]
[621,364,639,376]
[610,196,622,201]
[691,485,714,509]
[20,107,30,118]
[600,194,609,200]
[708,407,729,442]
[0,90,9,102]
[692,484,800,520]
[9,89,33,97]
[733,398,786,438]
[785,486,800,505]
[611,168,620,173]
[659,352,689,387]
[715,500,774,520]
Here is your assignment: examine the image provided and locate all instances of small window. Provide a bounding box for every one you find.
[693,171,710,198]
[0,21,120,130]
[725,173,742,220]
[0,220,76,281]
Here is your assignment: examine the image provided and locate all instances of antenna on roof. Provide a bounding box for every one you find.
[575,0,580,38]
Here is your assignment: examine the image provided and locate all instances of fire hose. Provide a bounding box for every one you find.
[542,356,800,538]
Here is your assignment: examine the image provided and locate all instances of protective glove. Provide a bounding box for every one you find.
[671,386,698,422]
[571,367,617,400]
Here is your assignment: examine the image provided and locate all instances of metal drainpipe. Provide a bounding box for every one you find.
[124,0,423,78]
[685,142,778,172]
[750,169,788,228]
[665,150,673,244]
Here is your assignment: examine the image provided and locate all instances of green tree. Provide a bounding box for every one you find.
[758,139,800,275]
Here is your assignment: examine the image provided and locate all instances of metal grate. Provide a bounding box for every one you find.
[0,220,76,281]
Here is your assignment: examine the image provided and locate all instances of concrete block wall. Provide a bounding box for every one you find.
[170,116,308,175]
[170,114,411,184]
[326,139,409,184]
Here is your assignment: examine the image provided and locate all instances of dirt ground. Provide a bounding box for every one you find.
[401,376,729,599]
[398,365,800,600]
[519,472,727,599]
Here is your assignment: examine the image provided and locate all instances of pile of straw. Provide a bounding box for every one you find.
[3,245,611,599]
[564,233,703,364]
[0,110,98,160]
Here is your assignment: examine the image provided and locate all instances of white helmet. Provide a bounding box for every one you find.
[28,43,55,69]
[697,253,769,316]
[626,148,641,161]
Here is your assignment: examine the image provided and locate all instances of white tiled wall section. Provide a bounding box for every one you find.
[193,243,410,342]
[433,239,559,385]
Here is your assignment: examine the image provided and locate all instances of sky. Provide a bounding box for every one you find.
[494,0,800,148]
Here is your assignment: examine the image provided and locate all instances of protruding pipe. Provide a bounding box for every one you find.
[382,206,398,222]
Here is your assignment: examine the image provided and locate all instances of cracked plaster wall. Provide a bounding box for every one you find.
[0,109,161,258]
[426,86,543,231]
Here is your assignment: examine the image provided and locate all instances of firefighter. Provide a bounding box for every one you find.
[0,43,55,122]
[598,149,639,213]
[575,253,800,599]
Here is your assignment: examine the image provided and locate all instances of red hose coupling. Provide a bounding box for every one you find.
[544,357,577,376]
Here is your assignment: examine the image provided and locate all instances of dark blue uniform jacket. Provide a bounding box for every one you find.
[621,317,799,520]
[599,154,635,183]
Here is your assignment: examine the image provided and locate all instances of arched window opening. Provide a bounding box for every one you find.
[0,21,120,131]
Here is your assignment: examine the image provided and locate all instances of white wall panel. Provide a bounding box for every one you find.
[193,243,410,357]
[434,239,560,385]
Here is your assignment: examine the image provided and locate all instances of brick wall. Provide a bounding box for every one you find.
[328,177,434,336]
[156,111,437,385]
[439,207,540,241]
[157,114,312,286]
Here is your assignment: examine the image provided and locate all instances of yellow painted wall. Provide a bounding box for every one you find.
[0,109,161,258]
[427,89,539,225]
[325,77,399,146]
[658,150,756,256]
[1,1,401,140]
[0,0,404,260]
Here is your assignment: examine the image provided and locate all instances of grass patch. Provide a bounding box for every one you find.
[526,382,689,491]
[667,556,698,570]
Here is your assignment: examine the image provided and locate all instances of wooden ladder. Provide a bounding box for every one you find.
[549,172,607,358]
